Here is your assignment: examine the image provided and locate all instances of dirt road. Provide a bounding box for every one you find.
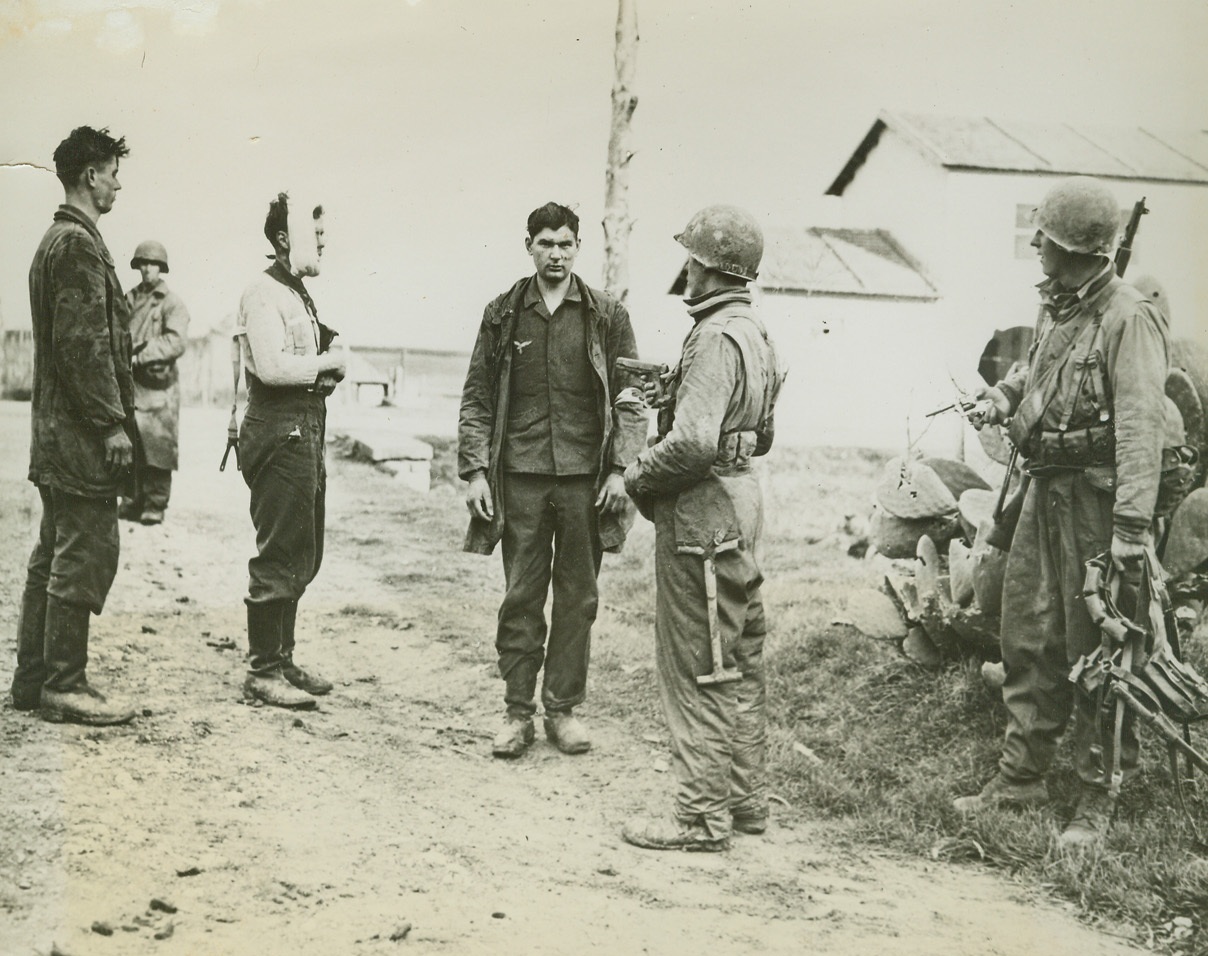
[0,401,1142,955]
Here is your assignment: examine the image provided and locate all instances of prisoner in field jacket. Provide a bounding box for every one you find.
[457,274,647,555]
[28,204,134,499]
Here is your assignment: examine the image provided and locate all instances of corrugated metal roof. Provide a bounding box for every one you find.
[827,111,1208,195]
[757,227,938,300]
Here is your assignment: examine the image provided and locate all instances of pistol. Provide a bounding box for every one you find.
[616,357,670,404]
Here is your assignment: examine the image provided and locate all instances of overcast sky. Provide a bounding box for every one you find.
[2,0,1205,357]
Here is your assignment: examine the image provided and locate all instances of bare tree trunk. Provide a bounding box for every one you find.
[602,0,638,302]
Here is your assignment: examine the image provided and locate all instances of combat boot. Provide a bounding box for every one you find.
[543,710,591,754]
[242,672,317,710]
[492,715,535,758]
[244,601,315,710]
[621,814,730,852]
[10,587,48,711]
[953,773,1049,814]
[279,600,332,696]
[1057,787,1115,851]
[731,804,769,835]
[39,597,136,725]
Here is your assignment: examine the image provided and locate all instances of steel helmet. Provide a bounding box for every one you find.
[674,204,763,281]
[1033,176,1119,256]
[130,239,169,273]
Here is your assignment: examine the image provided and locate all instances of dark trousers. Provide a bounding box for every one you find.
[124,454,172,515]
[497,473,601,718]
[240,388,326,606]
[999,472,1139,788]
[653,495,767,840]
[12,485,119,695]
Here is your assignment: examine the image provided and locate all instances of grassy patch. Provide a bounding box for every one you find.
[596,447,1208,952]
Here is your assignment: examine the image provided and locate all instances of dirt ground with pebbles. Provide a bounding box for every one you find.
[0,401,1145,955]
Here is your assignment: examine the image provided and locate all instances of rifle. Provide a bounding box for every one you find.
[1115,197,1148,278]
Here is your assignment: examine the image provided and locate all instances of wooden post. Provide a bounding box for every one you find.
[602,0,638,302]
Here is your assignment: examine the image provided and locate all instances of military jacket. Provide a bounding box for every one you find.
[458,274,646,555]
[127,278,190,469]
[28,205,134,498]
[999,272,1169,543]
[624,288,783,551]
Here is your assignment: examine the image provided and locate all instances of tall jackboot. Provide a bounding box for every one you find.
[243,601,315,709]
[40,597,136,725]
[10,587,48,711]
[280,599,332,696]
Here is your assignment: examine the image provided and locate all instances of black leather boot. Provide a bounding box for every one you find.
[280,599,332,696]
[11,586,48,710]
[40,597,136,725]
[243,601,315,709]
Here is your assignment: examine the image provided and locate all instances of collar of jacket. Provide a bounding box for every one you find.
[1035,261,1114,322]
[684,286,753,322]
[492,273,603,326]
[136,278,167,298]
[53,204,113,263]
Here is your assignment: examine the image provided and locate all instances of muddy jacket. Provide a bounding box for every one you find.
[998,271,1169,544]
[624,288,783,551]
[28,204,134,498]
[126,278,190,470]
[458,274,646,555]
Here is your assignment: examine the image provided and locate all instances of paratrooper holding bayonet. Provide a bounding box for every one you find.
[955,176,1170,849]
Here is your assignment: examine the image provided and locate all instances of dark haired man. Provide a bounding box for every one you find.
[10,126,137,724]
[120,240,190,525]
[459,202,646,758]
[235,193,346,709]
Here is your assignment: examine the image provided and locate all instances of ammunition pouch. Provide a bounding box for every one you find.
[714,430,757,475]
[1026,424,1115,470]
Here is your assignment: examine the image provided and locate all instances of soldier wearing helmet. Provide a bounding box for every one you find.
[120,240,191,524]
[956,176,1171,850]
[621,205,784,851]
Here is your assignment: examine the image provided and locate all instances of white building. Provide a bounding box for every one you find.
[736,111,1208,451]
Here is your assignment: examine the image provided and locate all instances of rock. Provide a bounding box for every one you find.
[981,661,1006,690]
[869,505,962,559]
[971,518,1008,618]
[902,626,943,668]
[491,912,506,919]
[920,457,992,501]
[958,489,998,542]
[974,422,1014,466]
[141,624,158,634]
[17,879,31,890]
[876,457,958,520]
[596,865,618,876]
[91,921,114,936]
[389,922,412,941]
[154,921,175,940]
[175,865,202,877]
[651,758,670,773]
[915,534,941,603]
[150,898,177,914]
[1163,488,1208,578]
[841,589,908,641]
[948,539,975,608]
